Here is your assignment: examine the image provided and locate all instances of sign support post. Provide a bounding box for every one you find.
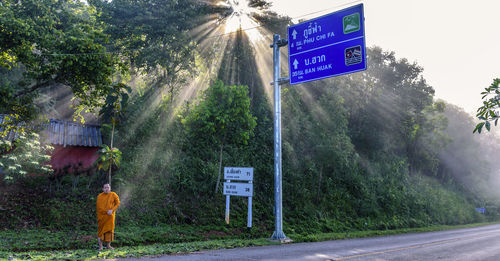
[270,34,288,241]
[247,181,252,228]
[223,167,254,228]
[225,180,231,224]
[267,3,365,242]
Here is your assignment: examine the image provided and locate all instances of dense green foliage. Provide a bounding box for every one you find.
[274,47,484,231]
[0,0,215,124]
[1,2,499,257]
[0,0,120,122]
[440,103,500,206]
[180,80,257,194]
[474,78,500,133]
[88,0,213,104]
[0,134,53,182]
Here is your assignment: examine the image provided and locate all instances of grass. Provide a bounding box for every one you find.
[1,222,499,260]
[0,224,266,252]
[0,239,278,260]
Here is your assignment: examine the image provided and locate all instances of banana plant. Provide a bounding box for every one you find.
[97,144,122,184]
[98,82,130,185]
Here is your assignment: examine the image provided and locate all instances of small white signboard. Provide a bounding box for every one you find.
[223,182,253,197]
[224,167,253,181]
[223,166,254,227]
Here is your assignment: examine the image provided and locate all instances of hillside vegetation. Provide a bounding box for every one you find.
[1,0,500,250]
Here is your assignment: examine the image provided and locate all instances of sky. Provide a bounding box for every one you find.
[268,0,500,115]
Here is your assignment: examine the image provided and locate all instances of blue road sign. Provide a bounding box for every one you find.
[288,4,366,85]
[475,207,486,214]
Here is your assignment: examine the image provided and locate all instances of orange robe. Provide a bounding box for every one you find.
[96,192,120,242]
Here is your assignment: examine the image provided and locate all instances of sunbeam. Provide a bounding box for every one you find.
[223,0,263,34]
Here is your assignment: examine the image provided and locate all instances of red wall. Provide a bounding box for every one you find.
[49,145,99,170]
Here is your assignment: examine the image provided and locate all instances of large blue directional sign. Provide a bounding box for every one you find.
[288,4,366,85]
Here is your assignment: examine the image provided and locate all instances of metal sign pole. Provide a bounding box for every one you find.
[248,180,252,228]
[225,180,231,224]
[270,34,288,240]
[223,167,254,227]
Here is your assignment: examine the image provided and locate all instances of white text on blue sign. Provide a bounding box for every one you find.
[287,4,366,85]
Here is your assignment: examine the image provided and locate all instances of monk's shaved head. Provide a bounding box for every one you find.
[103,184,111,193]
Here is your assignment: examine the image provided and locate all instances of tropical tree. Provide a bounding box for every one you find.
[96,144,122,186]
[0,0,122,123]
[182,81,256,194]
[249,0,272,9]
[336,47,443,175]
[88,0,207,106]
[474,78,500,133]
[439,102,496,196]
[98,83,130,185]
[0,133,53,183]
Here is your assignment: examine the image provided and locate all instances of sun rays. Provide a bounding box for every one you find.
[116,0,341,195]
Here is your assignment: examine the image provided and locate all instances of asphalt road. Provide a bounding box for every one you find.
[123,224,500,260]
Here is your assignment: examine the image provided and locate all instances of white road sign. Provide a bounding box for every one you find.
[224,167,253,181]
[223,182,253,197]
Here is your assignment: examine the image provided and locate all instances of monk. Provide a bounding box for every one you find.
[96,183,120,250]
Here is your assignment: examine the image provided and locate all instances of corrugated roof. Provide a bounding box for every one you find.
[0,115,102,147]
[46,119,102,147]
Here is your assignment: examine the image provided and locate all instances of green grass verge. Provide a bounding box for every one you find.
[1,222,498,260]
[0,224,267,252]
[0,238,279,261]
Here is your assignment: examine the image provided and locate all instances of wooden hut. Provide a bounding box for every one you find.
[45,119,102,170]
[0,116,103,171]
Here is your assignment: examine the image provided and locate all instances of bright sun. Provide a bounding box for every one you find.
[223,0,262,34]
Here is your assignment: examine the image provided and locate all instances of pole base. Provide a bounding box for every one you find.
[269,237,293,244]
[270,231,292,243]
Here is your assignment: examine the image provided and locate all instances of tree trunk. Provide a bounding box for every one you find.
[316,166,323,204]
[215,142,224,194]
[108,121,115,186]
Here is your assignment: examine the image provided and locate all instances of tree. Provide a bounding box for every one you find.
[474,78,500,133]
[249,0,272,9]
[0,0,122,122]
[0,133,53,183]
[89,0,207,106]
[335,47,444,175]
[439,102,497,198]
[98,83,131,185]
[96,144,122,186]
[182,81,256,194]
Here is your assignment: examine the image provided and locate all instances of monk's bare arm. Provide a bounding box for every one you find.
[112,193,120,212]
